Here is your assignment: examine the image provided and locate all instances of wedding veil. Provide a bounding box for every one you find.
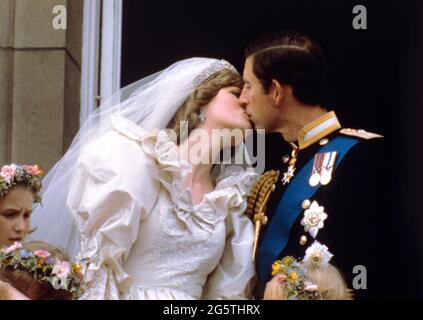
[29,58,239,257]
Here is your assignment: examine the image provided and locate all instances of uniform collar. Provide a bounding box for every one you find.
[297,111,341,150]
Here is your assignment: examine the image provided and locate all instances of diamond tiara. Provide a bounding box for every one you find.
[193,59,238,86]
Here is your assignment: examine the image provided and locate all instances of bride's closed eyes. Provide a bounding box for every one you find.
[231,91,241,97]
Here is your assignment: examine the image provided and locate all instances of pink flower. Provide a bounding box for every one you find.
[1,242,23,254]
[34,250,51,259]
[276,274,287,283]
[52,260,71,278]
[304,281,319,292]
[24,165,42,176]
[0,164,17,181]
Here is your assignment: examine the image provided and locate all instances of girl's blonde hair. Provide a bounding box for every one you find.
[304,263,353,300]
[167,68,243,144]
[267,259,353,300]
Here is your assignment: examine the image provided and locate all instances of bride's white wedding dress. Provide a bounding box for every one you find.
[68,115,257,300]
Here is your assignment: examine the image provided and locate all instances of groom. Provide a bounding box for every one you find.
[240,31,398,299]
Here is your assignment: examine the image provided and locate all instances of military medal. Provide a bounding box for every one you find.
[304,241,333,266]
[282,166,295,185]
[309,153,324,187]
[320,151,337,185]
[300,200,328,238]
[309,172,320,187]
[281,143,298,185]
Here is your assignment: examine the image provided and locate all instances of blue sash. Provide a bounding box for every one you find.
[258,136,360,284]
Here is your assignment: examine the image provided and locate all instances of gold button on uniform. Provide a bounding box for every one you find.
[319,138,329,146]
[300,235,307,246]
[282,155,290,164]
[302,199,311,209]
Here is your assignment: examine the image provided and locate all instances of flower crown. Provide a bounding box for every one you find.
[271,241,334,300]
[0,164,43,203]
[193,59,238,86]
[0,242,84,299]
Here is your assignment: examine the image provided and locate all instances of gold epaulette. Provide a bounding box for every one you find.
[246,170,280,262]
[339,128,384,140]
[246,170,280,219]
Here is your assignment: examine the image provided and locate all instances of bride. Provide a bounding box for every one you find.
[30,58,257,300]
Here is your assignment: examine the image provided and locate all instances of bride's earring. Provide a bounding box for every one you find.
[198,109,207,123]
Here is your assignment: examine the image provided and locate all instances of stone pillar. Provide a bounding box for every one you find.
[0,0,14,166]
[0,0,83,172]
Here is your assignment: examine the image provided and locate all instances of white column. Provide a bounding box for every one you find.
[80,0,101,125]
[100,0,123,104]
[80,0,123,127]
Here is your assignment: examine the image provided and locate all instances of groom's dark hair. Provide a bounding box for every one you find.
[245,31,328,106]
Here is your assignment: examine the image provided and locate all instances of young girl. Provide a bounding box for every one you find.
[0,241,84,300]
[0,164,42,248]
[264,241,352,300]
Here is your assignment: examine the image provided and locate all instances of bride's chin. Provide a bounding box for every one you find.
[241,121,253,130]
[233,119,252,130]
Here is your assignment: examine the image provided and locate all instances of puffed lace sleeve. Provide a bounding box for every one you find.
[202,166,258,299]
[67,116,160,300]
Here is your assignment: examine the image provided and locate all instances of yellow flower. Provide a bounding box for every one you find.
[35,164,44,176]
[72,263,82,274]
[271,261,281,276]
[290,271,297,281]
[37,258,45,268]
[281,256,293,267]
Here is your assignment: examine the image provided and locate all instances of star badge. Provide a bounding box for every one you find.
[303,241,333,266]
[300,201,328,238]
[281,166,295,185]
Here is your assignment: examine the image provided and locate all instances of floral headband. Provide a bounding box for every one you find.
[0,164,43,203]
[271,241,333,300]
[0,242,84,299]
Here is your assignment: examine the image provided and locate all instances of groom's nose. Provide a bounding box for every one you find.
[239,89,248,108]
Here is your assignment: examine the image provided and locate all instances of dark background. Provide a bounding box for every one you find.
[121,0,423,298]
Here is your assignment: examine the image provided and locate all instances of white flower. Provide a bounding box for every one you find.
[1,242,23,254]
[304,281,319,292]
[303,241,333,266]
[52,260,71,278]
[300,201,328,238]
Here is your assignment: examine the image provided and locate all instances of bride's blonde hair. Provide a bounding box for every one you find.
[167,69,243,144]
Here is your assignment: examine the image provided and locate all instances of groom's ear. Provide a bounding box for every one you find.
[270,79,284,106]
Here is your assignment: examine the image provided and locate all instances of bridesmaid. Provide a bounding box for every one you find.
[0,164,42,248]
